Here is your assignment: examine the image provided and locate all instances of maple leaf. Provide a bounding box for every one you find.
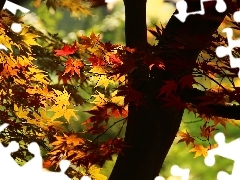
[65,134,85,146]
[60,0,91,18]
[63,58,84,77]
[101,41,120,52]
[14,104,29,120]
[83,107,110,134]
[49,105,78,123]
[28,109,63,130]
[200,122,216,138]
[207,143,218,150]
[158,80,177,97]
[92,75,112,89]
[84,107,109,125]
[110,90,125,106]
[212,116,229,128]
[178,74,196,89]
[161,94,186,110]
[89,66,106,75]
[108,54,122,66]
[111,56,136,77]
[52,88,71,106]
[42,0,91,19]
[91,91,108,106]
[47,88,78,122]
[88,55,106,67]
[79,32,101,48]
[116,85,145,106]
[43,159,54,169]
[177,131,195,146]
[189,144,208,158]
[104,103,128,119]
[18,27,40,51]
[88,165,107,180]
[54,42,77,56]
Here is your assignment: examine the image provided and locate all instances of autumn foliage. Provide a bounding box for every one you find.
[1,0,240,179]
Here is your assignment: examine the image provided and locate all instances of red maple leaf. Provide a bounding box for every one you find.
[178,74,196,89]
[109,54,122,66]
[158,80,177,97]
[88,55,106,66]
[116,85,145,106]
[54,42,77,56]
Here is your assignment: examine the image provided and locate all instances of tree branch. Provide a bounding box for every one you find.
[180,87,240,120]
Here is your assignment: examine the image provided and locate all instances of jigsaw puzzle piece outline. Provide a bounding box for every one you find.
[215,11,240,77]
[174,0,227,22]
[205,132,240,179]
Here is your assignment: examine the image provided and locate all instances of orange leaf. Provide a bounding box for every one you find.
[177,131,195,146]
[43,159,54,169]
[212,116,229,129]
[63,58,84,77]
[189,144,208,158]
[66,134,85,146]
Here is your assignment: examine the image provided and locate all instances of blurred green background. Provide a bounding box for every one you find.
[19,0,240,179]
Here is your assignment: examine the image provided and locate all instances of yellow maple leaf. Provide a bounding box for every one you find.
[88,165,107,180]
[14,104,29,119]
[20,27,40,46]
[52,88,71,106]
[89,66,106,74]
[110,90,124,106]
[91,91,108,106]
[58,0,91,19]
[48,105,78,123]
[17,55,35,66]
[14,78,26,85]
[33,73,49,84]
[0,32,12,51]
[92,75,114,89]
[64,108,78,123]
[189,144,208,158]
[28,109,63,130]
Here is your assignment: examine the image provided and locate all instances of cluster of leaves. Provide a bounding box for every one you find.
[0,9,126,179]
[32,0,100,19]
[149,16,240,158]
[0,6,142,179]
[2,1,240,179]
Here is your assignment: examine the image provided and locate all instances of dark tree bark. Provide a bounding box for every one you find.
[0,0,6,11]
[123,0,147,48]
[109,0,232,180]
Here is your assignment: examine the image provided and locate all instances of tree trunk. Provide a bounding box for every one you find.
[0,0,6,11]
[109,0,230,179]
[123,0,147,48]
